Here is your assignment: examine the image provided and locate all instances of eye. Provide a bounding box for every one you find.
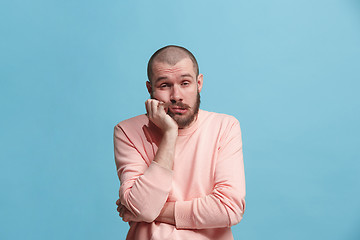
[182,81,190,86]
[159,83,170,88]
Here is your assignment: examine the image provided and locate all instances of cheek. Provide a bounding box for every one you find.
[152,91,170,102]
[187,89,198,103]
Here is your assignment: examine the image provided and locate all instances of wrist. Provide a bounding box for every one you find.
[156,202,175,225]
[163,128,178,139]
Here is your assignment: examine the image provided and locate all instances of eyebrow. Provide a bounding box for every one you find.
[180,74,193,78]
[154,76,168,83]
[154,74,193,83]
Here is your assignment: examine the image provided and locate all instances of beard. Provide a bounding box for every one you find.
[151,91,201,129]
[167,92,201,128]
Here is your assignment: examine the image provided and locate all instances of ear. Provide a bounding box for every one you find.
[197,74,204,93]
[146,81,152,95]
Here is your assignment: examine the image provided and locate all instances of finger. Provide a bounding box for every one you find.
[155,100,166,112]
[122,209,132,222]
[145,100,150,116]
[116,199,120,205]
[161,102,171,108]
[147,99,155,118]
[122,212,129,222]
[160,102,171,114]
[119,206,124,217]
[150,99,159,117]
[158,102,168,114]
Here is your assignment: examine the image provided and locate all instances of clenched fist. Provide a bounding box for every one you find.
[145,99,178,133]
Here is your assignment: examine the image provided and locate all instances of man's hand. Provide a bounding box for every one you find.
[145,99,178,133]
[155,202,175,225]
[116,199,139,223]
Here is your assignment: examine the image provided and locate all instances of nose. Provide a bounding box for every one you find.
[170,85,183,102]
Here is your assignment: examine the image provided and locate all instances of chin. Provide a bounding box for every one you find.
[172,111,197,128]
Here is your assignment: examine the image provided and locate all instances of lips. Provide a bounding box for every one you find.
[169,107,188,114]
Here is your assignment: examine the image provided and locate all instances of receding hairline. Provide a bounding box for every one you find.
[147,45,199,83]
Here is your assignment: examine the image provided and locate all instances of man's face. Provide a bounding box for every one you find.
[146,58,203,128]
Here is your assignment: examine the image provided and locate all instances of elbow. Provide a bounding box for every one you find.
[120,201,160,223]
[229,198,246,226]
[213,186,246,227]
[121,194,159,223]
[120,198,160,223]
[120,187,164,223]
[229,211,244,226]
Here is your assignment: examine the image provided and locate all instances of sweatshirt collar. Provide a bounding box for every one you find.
[177,109,203,136]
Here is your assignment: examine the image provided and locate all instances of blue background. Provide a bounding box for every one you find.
[1,0,359,239]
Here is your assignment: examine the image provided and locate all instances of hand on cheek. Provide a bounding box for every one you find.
[145,99,178,133]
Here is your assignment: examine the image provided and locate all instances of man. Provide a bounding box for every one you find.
[114,45,246,240]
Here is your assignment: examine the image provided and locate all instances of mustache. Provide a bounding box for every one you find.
[163,102,190,109]
[150,96,190,109]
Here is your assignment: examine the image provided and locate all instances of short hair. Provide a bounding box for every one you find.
[147,45,199,82]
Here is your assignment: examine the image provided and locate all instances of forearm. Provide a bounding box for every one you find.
[120,162,172,222]
[155,202,175,225]
[154,188,245,229]
[174,190,245,229]
[153,130,177,170]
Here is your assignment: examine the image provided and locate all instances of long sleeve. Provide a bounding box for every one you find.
[174,120,246,229]
[114,124,173,222]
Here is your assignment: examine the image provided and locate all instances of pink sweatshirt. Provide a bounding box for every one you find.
[114,109,246,240]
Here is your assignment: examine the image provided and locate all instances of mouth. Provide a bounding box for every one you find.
[169,106,188,114]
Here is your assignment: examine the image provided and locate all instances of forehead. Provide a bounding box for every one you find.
[152,58,196,78]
